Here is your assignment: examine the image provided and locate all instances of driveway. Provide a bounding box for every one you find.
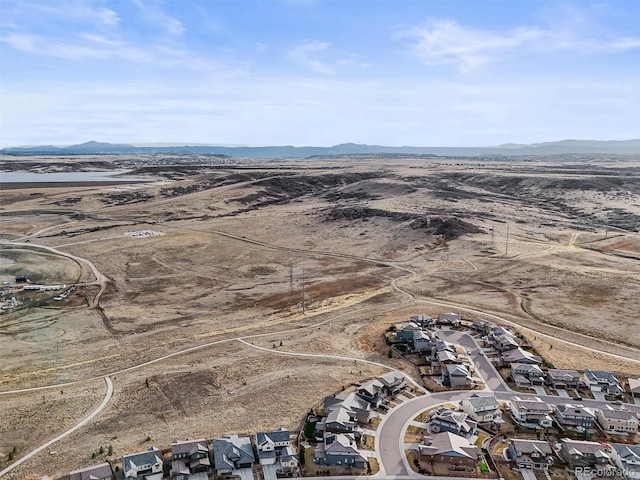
[592,391,607,402]
[532,386,547,395]
[233,467,254,480]
[556,389,570,398]
[520,468,538,480]
[262,464,278,480]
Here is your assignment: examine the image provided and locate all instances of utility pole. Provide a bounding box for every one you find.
[301,265,305,314]
[289,264,293,300]
[505,222,510,256]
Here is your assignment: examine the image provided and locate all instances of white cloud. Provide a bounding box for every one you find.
[131,0,185,36]
[403,18,640,72]
[288,41,356,75]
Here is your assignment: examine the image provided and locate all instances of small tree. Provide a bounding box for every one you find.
[279,340,283,347]
[145,378,149,388]
[98,446,104,455]
[108,445,113,456]
[388,349,393,358]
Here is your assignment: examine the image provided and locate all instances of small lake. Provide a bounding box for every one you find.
[0,170,153,183]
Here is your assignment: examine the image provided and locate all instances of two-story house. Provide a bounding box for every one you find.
[412,330,432,353]
[410,314,434,328]
[582,369,624,396]
[596,408,640,434]
[559,439,612,468]
[461,394,501,423]
[442,364,471,388]
[314,433,366,469]
[510,398,553,429]
[322,391,372,433]
[546,369,581,390]
[501,347,542,365]
[471,319,493,336]
[553,404,597,430]
[511,363,545,387]
[122,448,164,480]
[507,439,554,470]
[212,435,255,476]
[429,408,478,438]
[419,432,479,467]
[395,321,421,343]
[170,439,211,479]
[255,428,298,472]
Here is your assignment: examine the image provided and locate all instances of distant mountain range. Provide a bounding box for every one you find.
[2,139,640,158]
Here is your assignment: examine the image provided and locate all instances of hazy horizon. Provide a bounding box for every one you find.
[1,0,639,148]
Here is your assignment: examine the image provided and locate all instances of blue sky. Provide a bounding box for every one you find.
[1,0,639,147]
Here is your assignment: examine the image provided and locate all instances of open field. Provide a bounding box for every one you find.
[1,154,639,478]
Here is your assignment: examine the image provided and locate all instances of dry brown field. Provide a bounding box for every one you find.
[1,155,639,478]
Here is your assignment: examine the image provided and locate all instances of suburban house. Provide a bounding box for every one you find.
[412,330,432,353]
[431,339,457,358]
[461,394,501,423]
[395,321,421,343]
[553,404,597,430]
[488,326,519,351]
[559,438,612,468]
[314,433,366,469]
[438,312,461,326]
[410,314,434,327]
[377,371,406,395]
[546,369,581,390]
[501,347,542,365]
[510,363,545,387]
[628,378,640,399]
[507,439,554,470]
[442,364,471,388]
[510,398,553,428]
[610,443,640,479]
[255,428,298,471]
[471,319,493,336]
[435,350,461,366]
[596,408,640,434]
[322,391,372,433]
[582,369,624,396]
[122,448,164,480]
[429,408,478,438]
[355,372,406,407]
[212,435,255,476]
[69,462,115,480]
[170,439,211,479]
[419,432,479,467]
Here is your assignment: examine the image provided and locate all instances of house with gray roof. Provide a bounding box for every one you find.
[377,371,406,395]
[442,364,471,388]
[395,321,421,343]
[582,369,624,396]
[314,433,366,469]
[511,363,544,387]
[412,330,432,353]
[553,404,597,430]
[419,432,479,467]
[510,397,553,429]
[471,319,493,335]
[170,439,211,479]
[122,448,164,480]
[322,391,371,432]
[610,443,640,479]
[501,347,542,365]
[212,435,255,475]
[410,314,434,327]
[596,408,640,434]
[429,408,478,438]
[461,394,501,423]
[256,427,298,471]
[69,462,115,480]
[546,369,581,390]
[507,439,554,470]
[438,312,461,326]
[559,438,612,468]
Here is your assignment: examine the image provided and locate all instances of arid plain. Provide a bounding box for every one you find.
[1,155,639,479]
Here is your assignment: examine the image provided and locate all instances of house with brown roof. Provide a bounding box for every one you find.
[559,439,612,468]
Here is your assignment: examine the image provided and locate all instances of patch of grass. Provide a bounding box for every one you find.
[475,432,489,447]
[303,421,317,439]
[405,425,426,443]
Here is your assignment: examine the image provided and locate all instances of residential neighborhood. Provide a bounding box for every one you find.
[62,313,639,480]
